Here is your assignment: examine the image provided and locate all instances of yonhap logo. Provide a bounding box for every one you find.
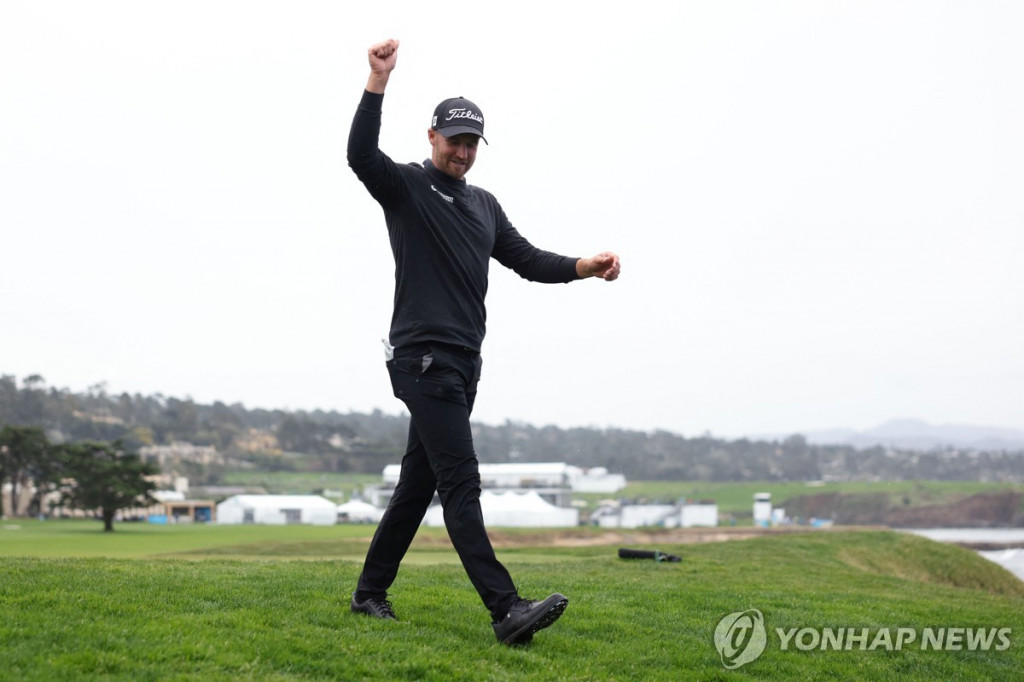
[715,609,767,669]
[713,608,1013,670]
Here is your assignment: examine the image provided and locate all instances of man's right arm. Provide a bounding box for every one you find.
[365,39,399,94]
[347,39,406,207]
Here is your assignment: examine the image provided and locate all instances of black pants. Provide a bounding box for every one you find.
[354,342,518,620]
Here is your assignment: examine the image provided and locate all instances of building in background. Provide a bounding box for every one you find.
[422,490,579,528]
[336,498,384,523]
[216,494,337,525]
[592,501,719,529]
[139,442,222,468]
[367,462,625,509]
[753,492,772,527]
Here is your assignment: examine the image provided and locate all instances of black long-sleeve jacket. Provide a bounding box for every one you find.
[347,90,579,352]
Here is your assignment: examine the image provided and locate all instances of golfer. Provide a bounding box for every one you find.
[347,38,621,646]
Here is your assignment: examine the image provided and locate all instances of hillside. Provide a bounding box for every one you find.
[3,373,1024,484]
[1,526,1022,680]
[794,418,1024,451]
[782,490,1024,528]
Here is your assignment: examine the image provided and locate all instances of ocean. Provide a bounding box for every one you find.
[903,528,1024,582]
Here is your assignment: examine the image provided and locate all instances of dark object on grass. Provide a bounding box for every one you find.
[618,548,681,562]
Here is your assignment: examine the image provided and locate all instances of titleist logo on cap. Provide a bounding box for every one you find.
[444,108,483,124]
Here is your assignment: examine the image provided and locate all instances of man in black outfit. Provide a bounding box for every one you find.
[347,38,621,646]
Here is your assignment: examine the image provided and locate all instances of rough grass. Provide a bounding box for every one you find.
[2,523,1022,680]
[215,471,381,497]
[605,479,1024,515]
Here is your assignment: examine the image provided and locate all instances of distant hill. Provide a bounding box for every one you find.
[782,418,1024,452]
[4,373,1024,482]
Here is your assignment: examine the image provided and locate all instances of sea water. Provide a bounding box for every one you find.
[903,528,1024,581]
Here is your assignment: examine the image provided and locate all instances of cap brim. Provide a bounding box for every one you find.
[436,125,488,144]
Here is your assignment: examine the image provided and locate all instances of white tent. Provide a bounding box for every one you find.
[216,494,337,526]
[596,504,677,529]
[381,462,626,493]
[337,499,384,523]
[593,503,720,529]
[423,490,578,528]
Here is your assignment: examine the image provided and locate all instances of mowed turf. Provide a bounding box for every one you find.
[1,521,1022,680]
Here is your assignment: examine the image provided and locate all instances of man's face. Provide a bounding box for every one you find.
[428,130,479,181]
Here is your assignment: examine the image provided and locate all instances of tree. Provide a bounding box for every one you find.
[59,440,158,531]
[160,397,198,443]
[0,425,51,517]
[196,401,244,450]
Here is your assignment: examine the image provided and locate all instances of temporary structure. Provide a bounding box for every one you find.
[381,462,625,493]
[216,494,337,526]
[593,502,720,529]
[423,490,578,528]
[337,499,384,523]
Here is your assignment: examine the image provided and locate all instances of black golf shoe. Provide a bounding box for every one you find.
[350,594,397,620]
[492,593,568,645]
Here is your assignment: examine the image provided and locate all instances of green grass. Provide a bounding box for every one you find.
[2,521,1023,680]
[214,471,381,498]
[0,519,376,559]
[0,520,578,565]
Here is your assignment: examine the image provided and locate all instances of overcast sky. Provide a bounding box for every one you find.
[2,1,1022,439]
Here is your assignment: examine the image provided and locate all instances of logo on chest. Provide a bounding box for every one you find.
[430,185,454,204]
